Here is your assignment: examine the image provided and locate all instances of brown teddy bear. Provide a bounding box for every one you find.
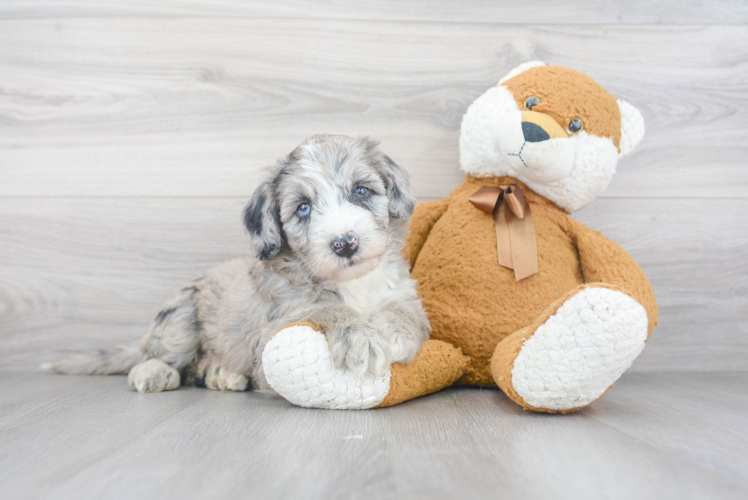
[263,62,657,412]
[404,62,658,412]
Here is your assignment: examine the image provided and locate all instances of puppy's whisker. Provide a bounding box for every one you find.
[385,231,407,250]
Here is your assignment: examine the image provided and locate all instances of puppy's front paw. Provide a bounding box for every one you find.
[328,324,390,377]
[371,309,429,366]
[388,332,422,365]
[346,332,390,377]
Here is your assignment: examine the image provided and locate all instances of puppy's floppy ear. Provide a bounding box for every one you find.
[243,180,283,260]
[381,154,417,220]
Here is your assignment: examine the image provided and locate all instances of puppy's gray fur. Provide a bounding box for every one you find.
[48,135,431,393]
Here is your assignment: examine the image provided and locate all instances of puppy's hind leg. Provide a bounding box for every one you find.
[140,284,203,370]
[128,283,204,393]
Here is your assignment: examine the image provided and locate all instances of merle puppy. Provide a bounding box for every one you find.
[48,134,431,393]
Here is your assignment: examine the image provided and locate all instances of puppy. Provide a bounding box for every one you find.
[48,134,431,393]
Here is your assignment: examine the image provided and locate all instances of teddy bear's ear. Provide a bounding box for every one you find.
[498,61,548,85]
[617,99,645,158]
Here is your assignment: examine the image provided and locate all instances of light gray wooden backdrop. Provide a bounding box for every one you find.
[1,0,746,372]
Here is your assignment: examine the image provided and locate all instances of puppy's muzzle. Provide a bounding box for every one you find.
[331,232,359,258]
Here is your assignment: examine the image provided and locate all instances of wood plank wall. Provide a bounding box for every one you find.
[1,1,746,371]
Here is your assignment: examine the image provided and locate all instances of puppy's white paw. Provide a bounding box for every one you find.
[204,364,249,392]
[262,325,391,410]
[511,287,648,411]
[128,359,180,393]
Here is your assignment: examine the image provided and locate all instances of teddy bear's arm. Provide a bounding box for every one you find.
[571,221,658,336]
[404,199,449,269]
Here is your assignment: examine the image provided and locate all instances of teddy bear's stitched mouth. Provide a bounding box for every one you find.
[508,142,529,169]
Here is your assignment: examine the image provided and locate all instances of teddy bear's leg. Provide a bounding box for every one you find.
[262,323,468,410]
[491,284,648,413]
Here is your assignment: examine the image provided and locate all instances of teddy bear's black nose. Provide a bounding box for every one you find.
[522,122,551,143]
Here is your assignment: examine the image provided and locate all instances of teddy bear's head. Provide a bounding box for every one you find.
[459,62,645,212]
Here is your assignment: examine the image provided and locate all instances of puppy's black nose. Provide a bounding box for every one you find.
[522,121,551,143]
[331,232,359,258]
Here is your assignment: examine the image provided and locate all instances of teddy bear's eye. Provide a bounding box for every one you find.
[524,96,540,110]
[568,118,584,134]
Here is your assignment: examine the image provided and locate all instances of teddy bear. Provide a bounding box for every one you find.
[262,62,657,412]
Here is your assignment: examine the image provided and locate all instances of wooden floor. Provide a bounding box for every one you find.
[1,371,746,499]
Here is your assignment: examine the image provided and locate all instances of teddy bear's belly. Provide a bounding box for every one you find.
[411,204,584,386]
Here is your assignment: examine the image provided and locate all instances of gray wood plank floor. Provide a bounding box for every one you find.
[1,372,746,500]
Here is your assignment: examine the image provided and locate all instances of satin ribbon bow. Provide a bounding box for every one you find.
[468,184,539,281]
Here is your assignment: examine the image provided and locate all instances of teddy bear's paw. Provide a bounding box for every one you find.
[262,324,391,410]
[511,287,648,411]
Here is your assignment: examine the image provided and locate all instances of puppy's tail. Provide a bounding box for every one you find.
[42,344,143,375]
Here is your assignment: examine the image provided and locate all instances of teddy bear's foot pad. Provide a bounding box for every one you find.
[511,287,648,411]
[262,324,391,410]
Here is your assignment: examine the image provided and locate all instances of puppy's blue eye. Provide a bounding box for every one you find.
[354,186,370,200]
[296,203,311,218]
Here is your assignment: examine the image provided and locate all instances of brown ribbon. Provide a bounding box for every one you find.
[469,184,538,281]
